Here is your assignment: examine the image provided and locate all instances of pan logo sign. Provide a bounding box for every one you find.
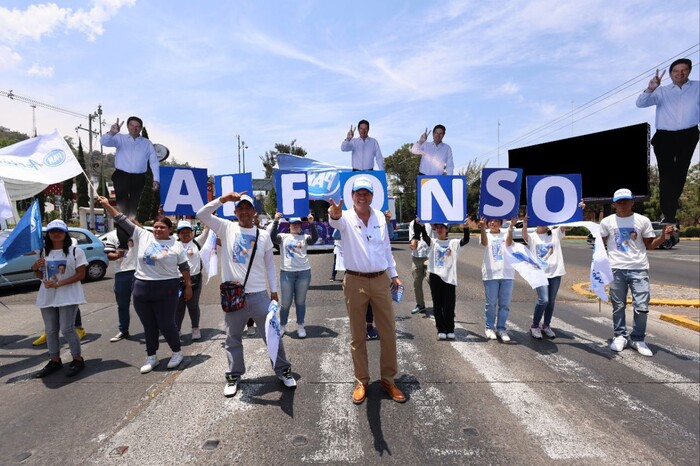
[44,149,66,167]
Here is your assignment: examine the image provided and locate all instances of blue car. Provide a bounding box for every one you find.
[0,227,109,289]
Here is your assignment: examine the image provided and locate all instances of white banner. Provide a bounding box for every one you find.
[559,221,613,301]
[505,242,549,289]
[199,231,218,284]
[265,300,282,369]
[0,180,13,220]
[0,129,83,184]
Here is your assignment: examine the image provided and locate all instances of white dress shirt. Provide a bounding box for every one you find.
[341,136,384,170]
[329,207,397,278]
[636,80,700,131]
[411,141,454,175]
[100,133,160,181]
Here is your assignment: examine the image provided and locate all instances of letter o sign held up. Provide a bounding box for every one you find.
[526,174,582,226]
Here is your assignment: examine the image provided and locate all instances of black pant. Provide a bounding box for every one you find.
[132,278,181,356]
[112,169,146,218]
[651,127,699,223]
[429,273,456,333]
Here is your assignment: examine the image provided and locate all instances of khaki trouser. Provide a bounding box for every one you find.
[343,272,397,385]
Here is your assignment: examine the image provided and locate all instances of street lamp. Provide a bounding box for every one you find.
[242,142,248,173]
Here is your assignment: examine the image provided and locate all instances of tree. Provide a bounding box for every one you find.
[260,140,306,179]
[260,140,307,215]
[384,143,420,222]
[61,177,73,223]
[458,159,486,217]
[678,163,700,226]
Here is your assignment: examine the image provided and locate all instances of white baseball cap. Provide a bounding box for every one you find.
[613,188,633,202]
[352,176,374,193]
[46,219,68,232]
[177,220,193,231]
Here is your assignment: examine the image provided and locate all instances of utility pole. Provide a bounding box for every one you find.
[30,104,37,137]
[242,142,248,173]
[236,134,242,173]
[497,120,501,168]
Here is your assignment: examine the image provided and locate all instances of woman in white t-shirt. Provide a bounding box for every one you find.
[413,217,471,340]
[270,212,318,338]
[98,197,192,374]
[479,217,515,342]
[522,219,568,340]
[31,219,87,378]
[175,220,210,341]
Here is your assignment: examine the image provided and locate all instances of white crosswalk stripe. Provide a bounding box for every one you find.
[450,323,606,460]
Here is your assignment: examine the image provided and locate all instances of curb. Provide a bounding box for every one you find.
[659,314,700,332]
[571,282,700,307]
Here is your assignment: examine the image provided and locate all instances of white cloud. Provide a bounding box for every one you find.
[27,64,54,77]
[0,45,21,70]
[0,4,67,44]
[66,0,136,42]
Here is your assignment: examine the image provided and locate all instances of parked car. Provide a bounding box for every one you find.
[0,227,109,288]
[393,223,411,242]
[501,220,536,243]
[585,222,680,249]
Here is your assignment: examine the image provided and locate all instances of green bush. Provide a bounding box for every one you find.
[680,226,700,237]
[566,226,590,237]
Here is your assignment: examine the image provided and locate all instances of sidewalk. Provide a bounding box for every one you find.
[572,282,700,332]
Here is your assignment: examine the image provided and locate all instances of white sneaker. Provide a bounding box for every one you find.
[278,367,297,389]
[297,325,307,339]
[167,351,183,369]
[541,326,556,339]
[224,374,240,397]
[530,326,543,339]
[446,333,455,340]
[140,355,158,374]
[610,335,628,352]
[246,326,256,337]
[191,328,201,340]
[437,332,447,340]
[485,328,498,340]
[497,331,511,343]
[630,340,653,357]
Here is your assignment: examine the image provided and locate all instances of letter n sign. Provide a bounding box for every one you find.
[416,175,466,223]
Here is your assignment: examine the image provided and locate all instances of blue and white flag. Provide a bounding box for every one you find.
[505,242,548,289]
[199,231,218,284]
[0,199,43,268]
[274,153,351,202]
[559,221,612,301]
[265,300,282,369]
[0,130,83,184]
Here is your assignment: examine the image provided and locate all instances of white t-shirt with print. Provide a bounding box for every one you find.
[409,220,430,259]
[179,240,202,276]
[36,246,88,308]
[525,227,566,278]
[600,213,655,270]
[103,229,137,274]
[132,227,188,281]
[480,231,514,280]
[427,238,464,286]
[278,233,312,271]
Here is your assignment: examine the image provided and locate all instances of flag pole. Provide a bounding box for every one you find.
[80,169,99,197]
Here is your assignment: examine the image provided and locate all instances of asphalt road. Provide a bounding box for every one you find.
[0,238,698,465]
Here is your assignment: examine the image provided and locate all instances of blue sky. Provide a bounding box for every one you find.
[0,0,698,180]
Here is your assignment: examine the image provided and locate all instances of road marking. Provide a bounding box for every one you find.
[553,320,700,403]
[451,323,605,460]
[303,316,362,463]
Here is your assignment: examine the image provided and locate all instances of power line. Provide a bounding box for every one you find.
[466,44,700,168]
[0,89,88,119]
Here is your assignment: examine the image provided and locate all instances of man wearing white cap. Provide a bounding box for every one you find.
[600,188,674,357]
[197,192,296,397]
[328,176,406,404]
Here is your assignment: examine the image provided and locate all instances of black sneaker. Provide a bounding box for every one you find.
[35,360,63,378]
[66,358,85,377]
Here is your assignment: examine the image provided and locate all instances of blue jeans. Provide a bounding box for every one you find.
[609,269,650,341]
[532,276,562,327]
[114,270,134,333]
[483,279,514,332]
[279,269,311,326]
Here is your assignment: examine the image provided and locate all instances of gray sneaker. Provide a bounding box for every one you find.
[278,367,297,389]
[630,340,653,357]
[610,335,628,352]
[541,326,556,339]
[411,305,426,315]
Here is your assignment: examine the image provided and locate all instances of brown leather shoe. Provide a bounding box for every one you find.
[352,383,368,405]
[380,380,406,403]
